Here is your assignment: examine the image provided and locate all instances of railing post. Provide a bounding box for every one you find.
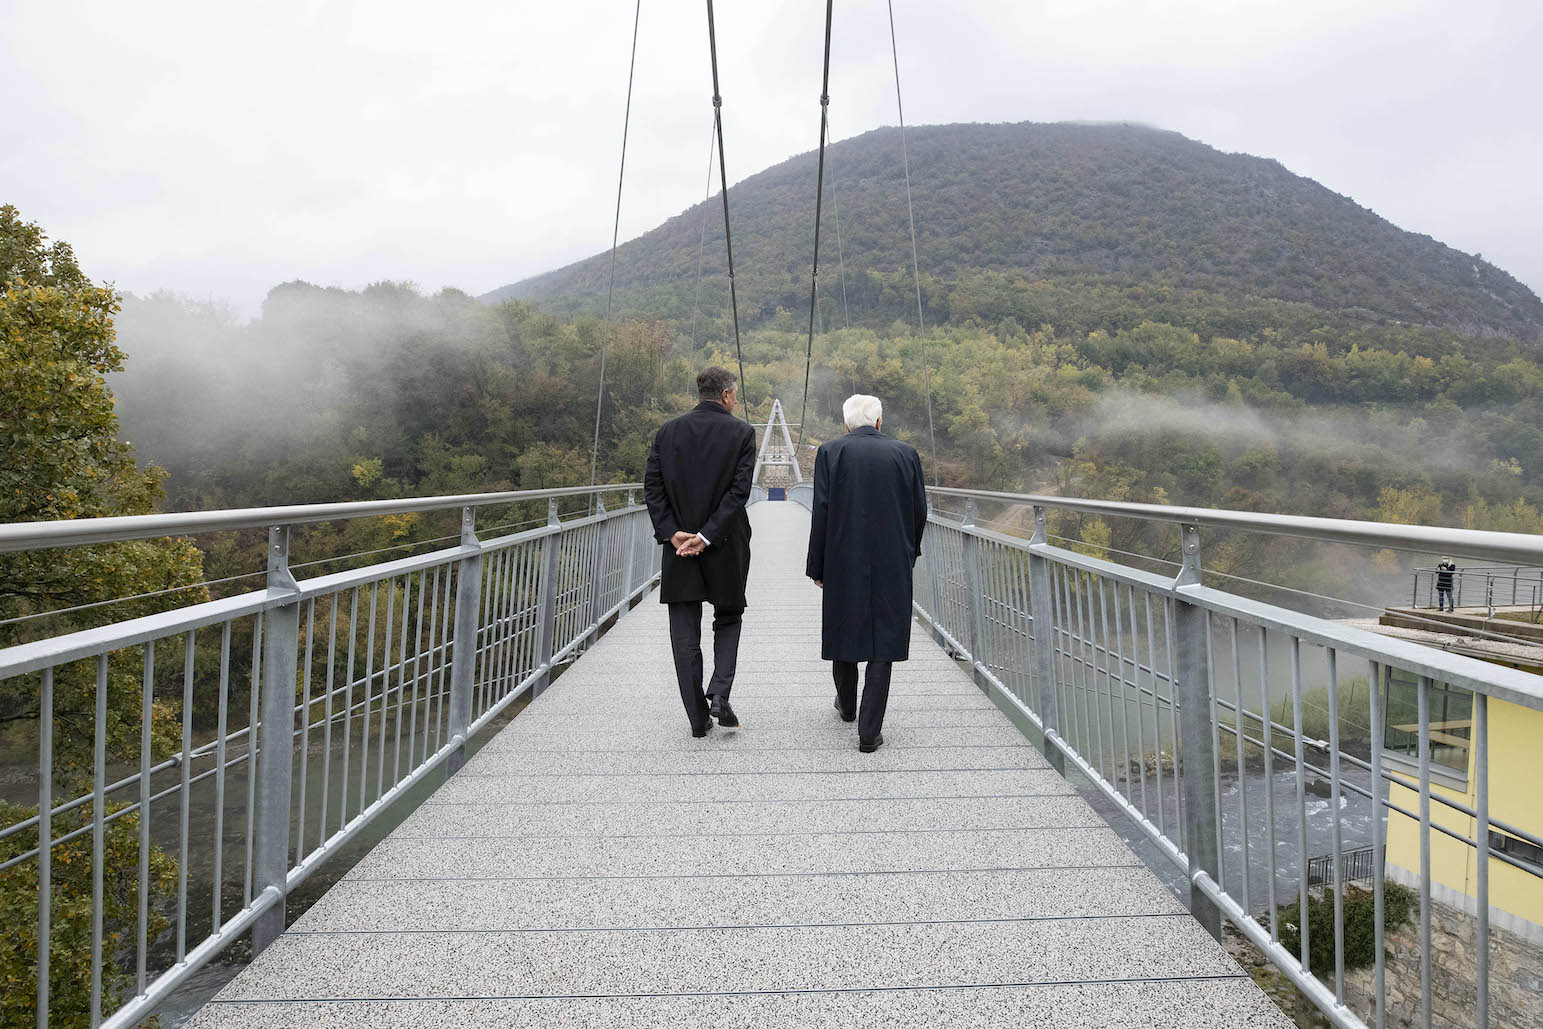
[533,498,562,697]
[960,498,986,674]
[252,526,300,953]
[1173,522,1222,940]
[445,506,481,776]
[1027,506,1065,774]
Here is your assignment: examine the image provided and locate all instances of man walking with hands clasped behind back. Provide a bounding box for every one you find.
[806,394,928,753]
[644,367,757,737]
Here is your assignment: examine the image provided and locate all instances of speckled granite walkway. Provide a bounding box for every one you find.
[188,503,1290,1028]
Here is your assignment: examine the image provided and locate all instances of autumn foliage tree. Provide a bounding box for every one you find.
[1,205,200,1024]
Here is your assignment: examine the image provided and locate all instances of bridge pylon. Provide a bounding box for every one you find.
[752,397,804,489]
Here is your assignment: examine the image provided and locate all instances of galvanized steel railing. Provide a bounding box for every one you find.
[913,487,1543,1029]
[1409,565,1543,620]
[1,484,657,1028]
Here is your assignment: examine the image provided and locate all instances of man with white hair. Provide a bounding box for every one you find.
[805,394,929,752]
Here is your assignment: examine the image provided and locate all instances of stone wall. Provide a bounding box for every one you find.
[1341,896,1543,1029]
[1226,895,1542,1029]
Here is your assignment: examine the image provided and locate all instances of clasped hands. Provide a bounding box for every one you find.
[671,530,708,558]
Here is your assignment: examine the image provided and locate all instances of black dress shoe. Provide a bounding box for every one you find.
[833,697,855,723]
[858,734,884,753]
[709,698,739,728]
[691,721,712,738]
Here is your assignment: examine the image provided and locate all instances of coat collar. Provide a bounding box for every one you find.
[694,399,733,415]
[848,425,883,437]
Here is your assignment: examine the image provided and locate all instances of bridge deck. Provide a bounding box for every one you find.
[189,503,1289,1028]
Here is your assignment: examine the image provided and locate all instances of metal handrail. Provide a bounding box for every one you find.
[3,485,660,1029]
[0,482,642,552]
[922,485,1543,567]
[912,489,1543,1029]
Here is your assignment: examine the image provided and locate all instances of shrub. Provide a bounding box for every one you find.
[1279,881,1415,975]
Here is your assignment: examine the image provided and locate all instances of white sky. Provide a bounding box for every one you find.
[3,0,1540,319]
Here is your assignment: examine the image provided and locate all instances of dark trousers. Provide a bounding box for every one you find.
[668,602,743,729]
[833,660,893,741]
[1437,587,1454,612]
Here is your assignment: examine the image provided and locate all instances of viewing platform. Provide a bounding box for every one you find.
[184,502,1288,1027]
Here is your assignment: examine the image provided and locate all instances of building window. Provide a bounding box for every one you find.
[1382,667,1471,781]
[1489,830,1543,874]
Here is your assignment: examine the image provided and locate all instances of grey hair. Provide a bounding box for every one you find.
[843,394,883,429]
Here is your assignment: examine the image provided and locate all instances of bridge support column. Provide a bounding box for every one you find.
[1027,507,1065,774]
[445,506,482,777]
[533,499,562,698]
[253,526,301,954]
[1173,523,1223,941]
[960,499,986,680]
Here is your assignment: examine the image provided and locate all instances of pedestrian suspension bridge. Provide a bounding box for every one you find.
[4,459,1543,1028]
[6,1,1543,1025]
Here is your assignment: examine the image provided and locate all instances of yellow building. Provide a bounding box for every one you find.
[1381,666,1543,938]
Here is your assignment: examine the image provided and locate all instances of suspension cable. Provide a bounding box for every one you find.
[828,115,851,330]
[887,0,939,485]
[705,0,751,423]
[795,0,836,457]
[688,114,717,352]
[589,0,644,495]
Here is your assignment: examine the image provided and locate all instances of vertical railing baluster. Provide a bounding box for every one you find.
[37,667,52,1029]
[341,590,359,828]
[391,572,413,785]
[137,641,154,995]
[1327,649,1346,1005]
[90,654,107,1029]
[1368,660,1386,1029]
[1475,692,1490,1029]
[376,574,397,800]
[319,597,337,851]
[1417,676,1433,1029]
[1230,618,1251,916]
[622,492,639,614]
[1164,597,1185,847]
[446,507,483,776]
[253,526,301,953]
[1291,637,1311,970]
[1172,523,1221,939]
[533,499,563,697]
[213,623,231,930]
[1261,628,1279,942]
[1145,593,1165,841]
[296,601,314,862]
[178,629,195,962]
[1027,508,1064,773]
[960,499,985,674]
[406,569,426,772]
[357,585,376,814]
[1111,581,1133,801]
[1129,585,1150,817]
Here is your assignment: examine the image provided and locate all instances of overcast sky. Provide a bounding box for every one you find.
[3,0,1540,319]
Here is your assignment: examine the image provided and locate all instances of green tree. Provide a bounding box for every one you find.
[1,207,195,1025]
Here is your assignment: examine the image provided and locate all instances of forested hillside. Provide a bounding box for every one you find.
[485,122,1543,343]
[85,122,1543,607]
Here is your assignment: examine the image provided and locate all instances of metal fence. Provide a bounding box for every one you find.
[0,484,657,1028]
[913,487,1543,1029]
[1308,846,1380,889]
[1409,565,1543,619]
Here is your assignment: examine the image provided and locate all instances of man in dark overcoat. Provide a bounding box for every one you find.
[805,393,928,752]
[644,367,757,736]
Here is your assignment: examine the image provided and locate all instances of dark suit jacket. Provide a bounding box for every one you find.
[644,400,757,609]
[805,426,928,661]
